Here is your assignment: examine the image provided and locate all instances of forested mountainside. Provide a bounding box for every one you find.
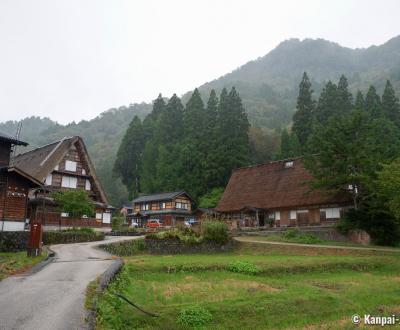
[1,36,400,206]
[0,103,152,206]
[186,36,400,129]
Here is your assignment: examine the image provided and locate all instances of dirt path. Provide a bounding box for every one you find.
[0,236,140,330]
[235,237,400,253]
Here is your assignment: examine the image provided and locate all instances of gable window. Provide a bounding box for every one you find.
[85,179,91,191]
[61,176,77,189]
[176,202,189,210]
[54,165,59,171]
[140,203,150,211]
[159,202,166,209]
[45,174,52,186]
[82,169,86,175]
[284,161,294,168]
[65,160,77,172]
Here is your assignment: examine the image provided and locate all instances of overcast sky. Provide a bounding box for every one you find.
[0,0,399,124]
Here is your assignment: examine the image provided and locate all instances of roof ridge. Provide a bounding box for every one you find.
[233,156,304,172]
[39,137,68,166]
[14,136,75,157]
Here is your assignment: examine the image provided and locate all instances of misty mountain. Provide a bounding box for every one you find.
[1,36,400,206]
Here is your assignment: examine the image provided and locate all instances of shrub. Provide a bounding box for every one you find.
[43,230,104,244]
[177,306,213,327]
[111,216,124,231]
[202,221,229,244]
[228,261,261,275]
[64,227,95,234]
[100,239,145,256]
[282,228,300,239]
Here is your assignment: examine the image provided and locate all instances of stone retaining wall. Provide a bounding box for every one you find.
[144,238,236,254]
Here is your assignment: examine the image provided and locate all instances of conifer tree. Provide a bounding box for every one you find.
[354,91,365,111]
[365,85,381,118]
[315,81,338,124]
[113,116,145,198]
[280,129,291,159]
[337,75,353,113]
[292,72,315,146]
[382,80,400,126]
[140,94,167,193]
[214,87,250,186]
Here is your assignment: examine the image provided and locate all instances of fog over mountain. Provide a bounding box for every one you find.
[2,36,400,205]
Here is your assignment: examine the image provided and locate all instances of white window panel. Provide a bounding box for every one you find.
[290,211,297,220]
[65,160,77,172]
[54,165,59,171]
[102,213,111,224]
[96,213,102,220]
[325,208,340,219]
[85,179,91,191]
[61,176,77,188]
[82,169,86,175]
[275,211,281,220]
[45,174,52,186]
[61,212,69,217]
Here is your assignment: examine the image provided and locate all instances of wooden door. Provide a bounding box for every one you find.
[297,212,309,226]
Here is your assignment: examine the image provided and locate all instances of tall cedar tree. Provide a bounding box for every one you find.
[337,75,353,113]
[354,91,365,111]
[141,95,166,193]
[113,116,145,198]
[153,94,185,191]
[292,72,315,146]
[382,80,400,126]
[365,85,381,118]
[181,89,207,197]
[204,90,220,189]
[315,81,338,124]
[280,129,301,159]
[214,87,250,186]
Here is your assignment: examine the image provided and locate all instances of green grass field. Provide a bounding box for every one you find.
[95,242,400,329]
[0,252,45,280]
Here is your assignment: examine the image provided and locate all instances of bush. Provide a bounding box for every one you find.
[339,208,400,246]
[100,239,145,256]
[282,228,300,239]
[0,231,29,252]
[111,216,124,231]
[145,228,203,245]
[64,227,95,234]
[43,230,104,244]
[202,221,229,244]
[177,306,213,327]
[228,261,261,275]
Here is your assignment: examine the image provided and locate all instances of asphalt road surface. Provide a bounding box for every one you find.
[0,236,138,330]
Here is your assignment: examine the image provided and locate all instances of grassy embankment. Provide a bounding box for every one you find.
[0,252,46,281]
[94,240,400,329]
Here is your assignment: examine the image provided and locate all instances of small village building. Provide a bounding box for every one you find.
[131,190,194,226]
[0,132,42,231]
[216,158,351,228]
[12,136,113,229]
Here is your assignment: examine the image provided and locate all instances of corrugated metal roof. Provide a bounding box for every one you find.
[132,190,189,203]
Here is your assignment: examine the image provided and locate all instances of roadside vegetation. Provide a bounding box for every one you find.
[0,252,45,281]
[94,241,400,329]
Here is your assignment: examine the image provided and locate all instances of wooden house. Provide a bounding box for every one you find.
[12,136,113,229]
[0,132,42,231]
[216,158,351,228]
[131,190,194,226]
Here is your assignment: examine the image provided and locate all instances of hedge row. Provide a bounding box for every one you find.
[0,230,105,252]
[43,231,105,244]
[0,231,29,252]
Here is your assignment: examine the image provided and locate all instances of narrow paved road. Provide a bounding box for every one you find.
[235,237,400,252]
[0,236,140,330]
